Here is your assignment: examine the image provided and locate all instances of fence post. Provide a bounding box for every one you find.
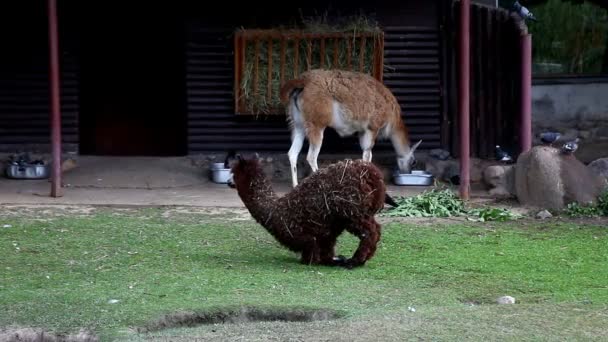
[459,0,471,200]
[48,0,63,198]
[520,33,532,154]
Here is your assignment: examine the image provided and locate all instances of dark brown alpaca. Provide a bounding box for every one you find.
[228,154,396,269]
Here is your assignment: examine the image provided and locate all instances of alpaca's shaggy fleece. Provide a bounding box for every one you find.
[230,155,391,268]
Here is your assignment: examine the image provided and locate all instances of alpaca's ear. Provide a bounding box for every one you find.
[227,155,241,168]
[254,152,260,160]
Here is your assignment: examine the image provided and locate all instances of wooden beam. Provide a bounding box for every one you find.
[48,0,62,198]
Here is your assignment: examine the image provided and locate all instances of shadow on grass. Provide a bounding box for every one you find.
[136,305,347,333]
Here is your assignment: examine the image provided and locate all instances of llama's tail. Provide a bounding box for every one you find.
[384,193,399,207]
[279,78,308,105]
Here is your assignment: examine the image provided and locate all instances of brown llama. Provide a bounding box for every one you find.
[228,153,397,269]
[279,68,422,188]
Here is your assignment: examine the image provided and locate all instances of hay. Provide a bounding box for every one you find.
[237,15,384,115]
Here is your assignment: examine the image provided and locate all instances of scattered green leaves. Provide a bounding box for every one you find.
[383,188,467,218]
[467,207,523,222]
[564,189,608,217]
[383,187,522,222]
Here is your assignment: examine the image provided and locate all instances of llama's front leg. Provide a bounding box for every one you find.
[288,127,305,188]
[344,218,381,269]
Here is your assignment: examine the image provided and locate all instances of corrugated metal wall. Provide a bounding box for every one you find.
[185,27,292,152]
[185,22,445,154]
[0,2,79,154]
[383,26,443,150]
[0,57,79,154]
[0,1,446,157]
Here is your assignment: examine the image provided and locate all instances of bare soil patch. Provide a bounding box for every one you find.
[0,328,98,342]
[136,306,344,333]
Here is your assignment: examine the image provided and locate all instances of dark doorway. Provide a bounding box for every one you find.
[76,2,187,156]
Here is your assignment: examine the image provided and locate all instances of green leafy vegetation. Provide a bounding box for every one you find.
[564,189,608,217]
[382,188,468,218]
[467,207,523,222]
[528,0,608,75]
[383,188,522,221]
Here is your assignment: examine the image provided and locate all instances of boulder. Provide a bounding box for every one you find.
[515,146,607,210]
[61,158,78,173]
[588,158,608,181]
[483,165,515,197]
[429,148,451,160]
[536,210,553,219]
[425,158,491,184]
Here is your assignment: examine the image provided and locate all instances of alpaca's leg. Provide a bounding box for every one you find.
[318,233,346,266]
[343,218,382,269]
[288,126,305,188]
[300,241,321,265]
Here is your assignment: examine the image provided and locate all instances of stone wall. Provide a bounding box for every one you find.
[532,80,608,163]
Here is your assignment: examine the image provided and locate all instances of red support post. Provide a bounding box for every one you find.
[459,0,471,200]
[520,33,533,154]
[48,0,62,197]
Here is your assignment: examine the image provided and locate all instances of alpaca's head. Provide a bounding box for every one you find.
[227,153,263,190]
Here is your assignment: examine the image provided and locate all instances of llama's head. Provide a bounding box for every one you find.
[227,153,263,189]
[396,139,422,173]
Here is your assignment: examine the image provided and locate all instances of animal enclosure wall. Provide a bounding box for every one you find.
[445,1,526,159]
[185,0,446,154]
[0,1,79,154]
[0,0,449,157]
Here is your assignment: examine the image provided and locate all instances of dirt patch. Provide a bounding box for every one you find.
[0,205,99,220]
[136,306,345,333]
[160,207,252,221]
[0,328,98,342]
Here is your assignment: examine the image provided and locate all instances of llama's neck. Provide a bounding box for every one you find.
[389,121,411,158]
[237,170,279,230]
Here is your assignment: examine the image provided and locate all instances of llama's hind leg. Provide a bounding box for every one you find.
[343,218,381,269]
[306,126,325,173]
[288,126,305,188]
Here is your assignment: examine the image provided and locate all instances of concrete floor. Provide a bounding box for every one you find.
[0,156,489,207]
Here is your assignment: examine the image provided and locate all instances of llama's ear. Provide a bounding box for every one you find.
[254,152,260,160]
[411,139,422,152]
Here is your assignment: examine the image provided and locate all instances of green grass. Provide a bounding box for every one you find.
[0,207,607,340]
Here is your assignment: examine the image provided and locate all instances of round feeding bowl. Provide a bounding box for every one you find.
[393,170,434,186]
[209,162,232,184]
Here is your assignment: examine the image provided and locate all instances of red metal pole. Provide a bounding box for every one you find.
[520,33,532,154]
[48,0,63,197]
[459,0,471,200]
